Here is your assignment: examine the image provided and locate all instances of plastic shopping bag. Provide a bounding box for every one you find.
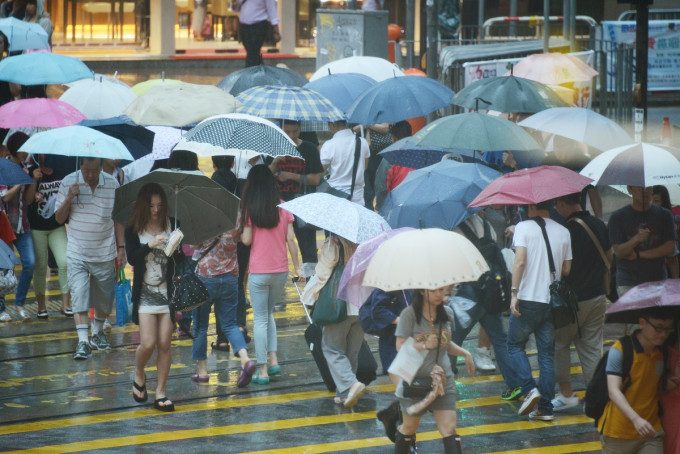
[115,268,132,326]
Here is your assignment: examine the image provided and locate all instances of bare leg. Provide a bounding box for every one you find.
[559,381,574,398]
[477,327,490,349]
[155,313,174,406]
[269,351,279,368]
[433,409,458,437]
[134,313,158,399]
[238,349,252,369]
[61,293,71,312]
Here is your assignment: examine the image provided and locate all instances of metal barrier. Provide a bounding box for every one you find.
[618,9,680,21]
[482,16,597,41]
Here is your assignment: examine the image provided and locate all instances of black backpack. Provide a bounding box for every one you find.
[459,221,511,314]
[584,335,635,428]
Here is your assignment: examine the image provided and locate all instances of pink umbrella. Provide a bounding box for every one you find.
[468,165,593,207]
[338,227,414,307]
[0,98,86,128]
[505,53,598,85]
[141,126,185,161]
[606,280,680,324]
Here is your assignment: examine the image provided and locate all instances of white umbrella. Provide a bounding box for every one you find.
[66,73,130,88]
[310,56,404,82]
[363,228,488,291]
[278,193,390,244]
[518,107,633,152]
[60,78,137,120]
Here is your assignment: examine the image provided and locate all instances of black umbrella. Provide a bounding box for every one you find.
[79,115,155,161]
[216,64,308,96]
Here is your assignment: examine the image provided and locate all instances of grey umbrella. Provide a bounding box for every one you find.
[112,169,240,244]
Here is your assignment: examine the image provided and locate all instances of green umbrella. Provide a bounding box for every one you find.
[410,112,540,152]
[113,169,240,244]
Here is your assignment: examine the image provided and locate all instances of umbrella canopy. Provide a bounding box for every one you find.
[67,73,130,88]
[381,160,502,230]
[0,17,49,52]
[338,227,414,307]
[410,112,541,152]
[508,53,599,85]
[346,76,455,125]
[579,143,680,187]
[124,83,241,127]
[605,280,680,324]
[453,75,570,113]
[0,159,36,186]
[0,98,86,129]
[113,169,240,244]
[379,137,479,169]
[0,53,92,85]
[60,78,137,120]
[18,125,134,161]
[363,228,489,291]
[174,113,301,160]
[217,64,308,96]
[79,116,155,161]
[131,78,183,96]
[469,165,593,207]
[278,193,390,244]
[303,73,376,113]
[0,238,20,269]
[142,126,185,161]
[518,107,633,151]
[236,85,345,122]
[310,56,405,82]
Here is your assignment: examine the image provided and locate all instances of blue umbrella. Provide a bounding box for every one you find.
[18,126,134,161]
[0,239,20,269]
[0,159,35,186]
[0,18,49,52]
[79,116,155,161]
[304,73,376,113]
[0,53,93,85]
[379,137,480,169]
[236,85,345,122]
[380,160,501,230]
[346,76,455,125]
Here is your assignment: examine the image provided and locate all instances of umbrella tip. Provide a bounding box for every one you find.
[510,63,513,76]
[161,71,165,81]
[327,68,331,76]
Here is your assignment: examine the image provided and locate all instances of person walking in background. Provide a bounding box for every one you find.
[125,183,182,412]
[23,0,52,46]
[232,0,280,67]
[240,165,303,385]
[55,157,126,360]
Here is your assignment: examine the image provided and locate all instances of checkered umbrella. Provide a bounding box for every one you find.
[236,85,345,122]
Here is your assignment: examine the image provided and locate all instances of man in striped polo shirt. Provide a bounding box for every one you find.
[55,157,126,360]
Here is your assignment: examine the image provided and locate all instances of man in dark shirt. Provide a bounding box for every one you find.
[551,192,611,412]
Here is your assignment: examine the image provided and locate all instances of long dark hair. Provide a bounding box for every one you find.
[240,164,280,229]
[168,150,198,171]
[128,183,170,234]
[411,289,447,326]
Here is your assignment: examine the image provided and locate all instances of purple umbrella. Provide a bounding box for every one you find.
[338,227,414,307]
[605,279,680,324]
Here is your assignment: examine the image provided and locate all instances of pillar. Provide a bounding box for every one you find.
[279,0,295,54]
[150,0,175,56]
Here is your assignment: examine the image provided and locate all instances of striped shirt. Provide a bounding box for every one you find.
[55,170,119,262]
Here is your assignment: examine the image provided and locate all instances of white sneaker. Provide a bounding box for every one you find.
[103,318,112,332]
[473,347,496,371]
[529,409,555,421]
[551,393,579,412]
[518,387,542,415]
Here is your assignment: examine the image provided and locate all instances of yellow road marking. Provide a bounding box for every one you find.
[490,441,602,453]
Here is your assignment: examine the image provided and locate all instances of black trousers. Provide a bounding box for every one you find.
[240,20,269,67]
[292,220,318,264]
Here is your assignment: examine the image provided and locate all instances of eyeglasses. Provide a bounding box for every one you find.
[644,319,676,335]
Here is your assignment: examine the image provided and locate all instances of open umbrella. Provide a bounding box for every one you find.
[79,116,155,161]
[304,73,376,113]
[380,160,502,230]
[346,76,455,125]
[0,53,92,85]
[580,143,680,187]
[0,98,86,129]
[0,159,35,186]
[60,78,137,120]
[518,107,633,152]
[379,137,478,169]
[131,77,183,96]
[363,228,488,291]
[410,112,541,152]
[113,169,240,244]
[0,17,49,52]
[67,73,130,88]
[605,280,680,324]
[141,126,185,161]
[468,165,593,207]
[0,238,20,269]
[18,125,134,161]
[507,53,598,85]
[310,56,404,82]
[217,64,308,96]
[453,75,569,113]
[236,85,344,122]
[278,193,390,244]
[124,83,241,127]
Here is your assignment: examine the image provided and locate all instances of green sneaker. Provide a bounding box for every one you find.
[501,386,522,401]
[90,332,111,350]
[73,341,92,360]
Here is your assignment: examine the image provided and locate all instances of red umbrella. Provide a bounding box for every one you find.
[606,280,680,324]
[468,165,593,207]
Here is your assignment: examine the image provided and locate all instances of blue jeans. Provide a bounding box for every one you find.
[192,273,245,361]
[13,231,35,307]
[249,272,287,364]
[507,300,555,413]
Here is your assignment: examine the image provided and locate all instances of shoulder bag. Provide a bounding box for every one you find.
[317,133,361,201]
[568,217,612,298]
[311,242,348,325]
[169,238,219,313]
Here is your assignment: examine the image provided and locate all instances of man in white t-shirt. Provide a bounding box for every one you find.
[319,120,370,206]
[509,200,572,421]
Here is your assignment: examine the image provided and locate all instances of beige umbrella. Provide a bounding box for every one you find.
[124,83,241,127]
[362,228,488,291]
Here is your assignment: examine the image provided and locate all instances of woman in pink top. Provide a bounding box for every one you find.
[240,165,304,384]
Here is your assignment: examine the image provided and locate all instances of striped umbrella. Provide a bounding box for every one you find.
[236,85,345,122]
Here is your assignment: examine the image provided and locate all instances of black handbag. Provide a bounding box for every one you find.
[532,217,579,331]
[401,319,443,399]
[169,239,219,313]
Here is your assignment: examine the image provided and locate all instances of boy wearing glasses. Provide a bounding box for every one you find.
[599,307,676,454]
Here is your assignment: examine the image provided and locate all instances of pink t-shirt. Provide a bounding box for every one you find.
[246,207,294,274]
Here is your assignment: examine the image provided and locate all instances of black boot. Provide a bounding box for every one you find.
[377,401,401,442]
[442,435,462,454]
[394,430,416,454]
